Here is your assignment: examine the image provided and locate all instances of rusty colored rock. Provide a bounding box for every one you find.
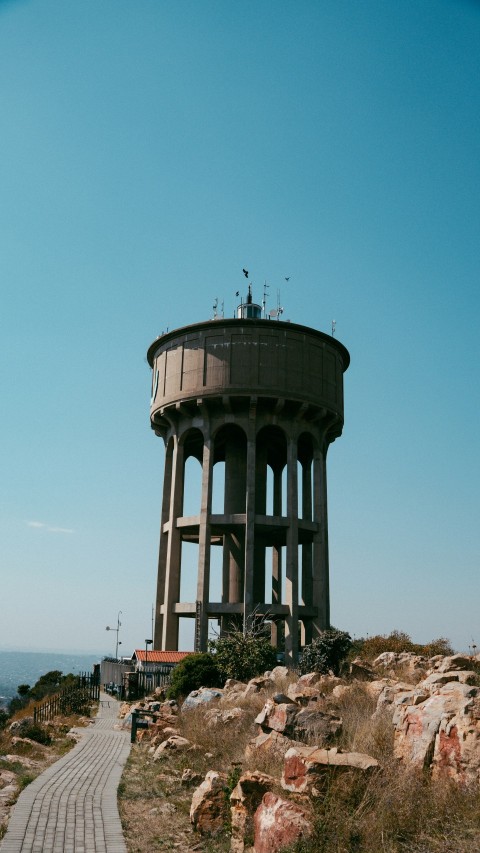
[230,771,277,853]
[394,681,480,783]
[253,792,313,853]
[190,770,228,835]
[255,699,298,736]
[282,746,378,794]
[245,730,303,762]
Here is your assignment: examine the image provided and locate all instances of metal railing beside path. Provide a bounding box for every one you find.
[33,673,100,724]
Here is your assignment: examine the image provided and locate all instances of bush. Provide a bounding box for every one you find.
[21,724,52,745]
[300,628,352,676]
[355,630,454,662]
[166,653,222,700]
[209,630,277,682]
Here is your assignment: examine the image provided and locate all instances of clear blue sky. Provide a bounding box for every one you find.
[1,0,478,655]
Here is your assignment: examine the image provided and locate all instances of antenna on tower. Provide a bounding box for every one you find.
[213,297,218,320]
[331,320,336,337]
[268,289,284,320]
[262,281,269,317]
[276,289,284,320]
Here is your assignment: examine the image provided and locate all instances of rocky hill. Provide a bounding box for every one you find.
[117,651,480,852]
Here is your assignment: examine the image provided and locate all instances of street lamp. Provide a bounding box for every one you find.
[145,638,153,670]
[106,611,122,659]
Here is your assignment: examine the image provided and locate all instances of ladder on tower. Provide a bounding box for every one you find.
[194,600,202,652]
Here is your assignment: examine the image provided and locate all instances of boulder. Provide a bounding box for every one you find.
[183,688,224,709]
[245,730,303,762]
[223,678,248,693]
[434,655,474,673]
[419,671,478,689]
[331,684,353,701]
[292,708,342,744]
[374,681,416,713]
[269,665,290,683]
[204,707,245,729]
[287,673,341,703]
[372,652,398,669]
[8,716,34,733]
[190,770,228,835]
[253,792,313,853]
[282,746,379,794]
[230,771,276,853]
[153,735,192,759]
[272,693,293,705]
[255,699,298,736]
[364,679,397,701]
[181,768,203,786]
[394,681,480,782]
[349,659,375,681]
[286,686,323,705]
[0,769,20,828]
[243,676,274,698]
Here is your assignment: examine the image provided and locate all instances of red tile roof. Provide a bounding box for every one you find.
[134,650,192,664]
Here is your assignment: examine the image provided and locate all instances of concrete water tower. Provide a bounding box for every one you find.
[147,286,350,664]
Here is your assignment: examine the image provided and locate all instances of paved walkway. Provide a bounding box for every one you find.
[1,694,131,853]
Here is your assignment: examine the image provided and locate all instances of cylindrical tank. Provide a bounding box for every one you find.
[147,316,349,664]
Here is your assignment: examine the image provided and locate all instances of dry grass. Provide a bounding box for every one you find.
[286,763,480,853]
[119,677,480,853]
[118,741,232,852]
[330,685,394,762]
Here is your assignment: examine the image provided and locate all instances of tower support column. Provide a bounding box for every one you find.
[285,436,299,664]
[243,421,257,631]
[161,435,184,649]
[196,429,213,650]
[312,446,329,637]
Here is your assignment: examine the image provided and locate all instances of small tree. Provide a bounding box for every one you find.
[166,653,221,700]
[209,623,278,683]
[300,628,352,676]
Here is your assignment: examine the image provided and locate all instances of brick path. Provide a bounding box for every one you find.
[1,694,131,852]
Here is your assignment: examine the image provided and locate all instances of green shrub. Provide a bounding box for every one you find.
[300,628,352,676]
[166,653,222,700]
[21,724,52,745]
[209,630,277,682]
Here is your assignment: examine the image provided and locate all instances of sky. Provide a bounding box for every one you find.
[0,0,479,656]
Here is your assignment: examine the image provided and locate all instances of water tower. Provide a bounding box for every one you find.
[147,286,349,664]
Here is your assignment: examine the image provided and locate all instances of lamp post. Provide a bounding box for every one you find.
[106,611,122,659]
[145,638,153,671]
